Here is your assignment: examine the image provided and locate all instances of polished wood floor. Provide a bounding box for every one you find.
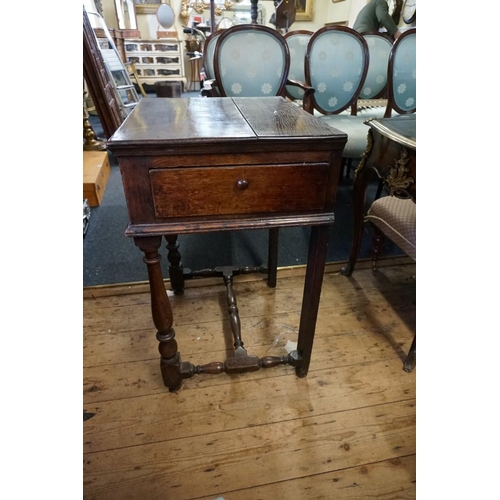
[83,258,416,500]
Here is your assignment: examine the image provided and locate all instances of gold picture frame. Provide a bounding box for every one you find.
[296,0,313,21]
[135,3,161,15]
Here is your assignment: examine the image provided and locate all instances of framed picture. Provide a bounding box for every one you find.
[134,1,161,15]
[295,0,314,22]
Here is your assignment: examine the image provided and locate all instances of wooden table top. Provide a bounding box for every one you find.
[107,97,347,153]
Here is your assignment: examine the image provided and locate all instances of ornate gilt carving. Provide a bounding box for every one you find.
[180,0,190,25]
[385,147,414,198]
[180,0,233,25]
[353,128,374,181]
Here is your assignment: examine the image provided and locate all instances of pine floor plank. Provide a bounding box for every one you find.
[84,356,415,453]
[83,400,415,500]
[83,267,415,336]
[83,263,416,499]
[84,302,415,368]
[83,316,415,403]
[195,455,416,500]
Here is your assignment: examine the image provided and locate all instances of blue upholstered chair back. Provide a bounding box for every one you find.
[361,33,392,99]
[213,25,290,98]
[385,28,416,116]
[305,26,369,115]
[284,30,313,101]
[202,31,221,80]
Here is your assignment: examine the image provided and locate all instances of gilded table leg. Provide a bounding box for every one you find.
[134,236,182,392]
[295,224,330,378]
[341,130,376,277]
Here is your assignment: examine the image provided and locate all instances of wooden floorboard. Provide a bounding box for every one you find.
[83,263,416,500]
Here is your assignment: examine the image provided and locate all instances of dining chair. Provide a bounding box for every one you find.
[208,24,315,108]
[304,26,369,169]
[384,28,416,117]
[356,32,393,118]
[215,24,289,97]
[365,194,416,372]
[200,30,221,97]
[283,30,313,103]
[344,32,393,178]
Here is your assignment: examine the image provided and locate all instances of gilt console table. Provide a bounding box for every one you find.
[106,96,347,391]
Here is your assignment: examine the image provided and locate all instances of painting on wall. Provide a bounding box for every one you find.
[133,1,162,15]
[295,0,313,21]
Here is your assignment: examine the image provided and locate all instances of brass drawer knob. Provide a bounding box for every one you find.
[236,179,249,190]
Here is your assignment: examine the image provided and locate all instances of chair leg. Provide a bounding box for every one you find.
[403,335,416,373]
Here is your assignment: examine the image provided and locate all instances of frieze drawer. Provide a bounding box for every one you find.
[150,164,330,218]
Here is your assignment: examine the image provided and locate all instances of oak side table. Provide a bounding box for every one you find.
[107,96,347,391]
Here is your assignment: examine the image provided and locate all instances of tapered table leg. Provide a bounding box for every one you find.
[135,236,182,392]
[295,224,331,378]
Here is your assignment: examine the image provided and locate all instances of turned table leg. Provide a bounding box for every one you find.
[134,236,182,392]
[267,228,279,288]
[165,234,185,295]
[295,224,330,378]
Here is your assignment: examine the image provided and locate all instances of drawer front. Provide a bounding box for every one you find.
[150,164,330,218]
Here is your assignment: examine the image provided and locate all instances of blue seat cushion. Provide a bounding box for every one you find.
[315,114,371,158]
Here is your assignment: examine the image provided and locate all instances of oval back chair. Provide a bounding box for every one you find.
[385,28,416,117]
[360,32,393,101]
[305,26,369,115]
[202,30,222,81]
[304,26,370,162]
[284,30,313,102]
[213,24,290,98]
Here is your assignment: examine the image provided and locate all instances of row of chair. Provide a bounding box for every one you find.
[201,25,416,171]
[199,24,417,372]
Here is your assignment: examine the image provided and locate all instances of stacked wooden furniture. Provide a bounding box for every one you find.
[124,38,187,90]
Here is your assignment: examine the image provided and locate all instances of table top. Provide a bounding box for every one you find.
[364,114,416,150]
[107,97,346,154]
